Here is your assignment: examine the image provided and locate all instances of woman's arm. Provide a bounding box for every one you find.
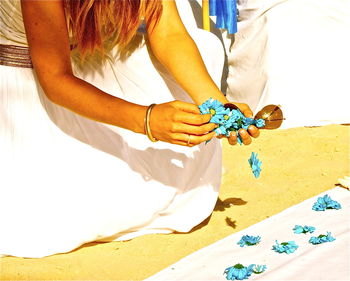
[147,0,225,105]
[21,0,216,146]
[147,0,259,145]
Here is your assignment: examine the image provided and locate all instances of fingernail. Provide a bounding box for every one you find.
[239,130,247,137]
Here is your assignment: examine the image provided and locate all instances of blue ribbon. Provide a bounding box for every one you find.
[209,0,237,34]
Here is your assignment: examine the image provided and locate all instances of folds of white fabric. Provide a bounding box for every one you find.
[225,0,350,128]
[0,0,225,258]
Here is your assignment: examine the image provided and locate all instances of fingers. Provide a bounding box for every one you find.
[170,101,212,125]
[238,129,252,145]
[177,122,218,135]
[172,131,217,147]
[221,126,260,146]
[231,102,254,118]
[172,100,201,114]
[227,131,238,145]
[241,108,254,118]
[176,112,212,125]
[248,125,260,138]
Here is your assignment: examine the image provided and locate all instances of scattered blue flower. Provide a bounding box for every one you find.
[252,264,267,274]
[224,263,267,280]
[309,232,336,245]
[312,194,342,211]
[237,235,261,247]
[248,152,262,178]
[272,240,298,254]
[293,225,316,234]
[224,264,254,280]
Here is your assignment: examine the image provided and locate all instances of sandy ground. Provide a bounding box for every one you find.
[1,124,349,280]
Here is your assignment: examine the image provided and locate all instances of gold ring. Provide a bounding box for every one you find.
[187,134,191,146]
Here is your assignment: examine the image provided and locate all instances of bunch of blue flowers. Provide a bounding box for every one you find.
[293,225,316,234]
[312,194,342,211]
[272,240,298,254]
[309,232,336,245]
[237,235,261,247]
[198,98,265,144]
[224,263,267,280]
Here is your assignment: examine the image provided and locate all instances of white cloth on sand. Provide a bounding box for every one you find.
[0,0,224,258]
[145,187,350,281]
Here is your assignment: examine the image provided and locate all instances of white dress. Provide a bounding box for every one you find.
[225,0,350,128]
[0,0,225,258]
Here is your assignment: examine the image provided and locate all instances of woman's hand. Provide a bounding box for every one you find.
[149,101,217,147]
[218,102,260,146]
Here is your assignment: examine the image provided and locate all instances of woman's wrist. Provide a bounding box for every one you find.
[193,88,228,106]
[109,99,148,135]
[129,104,149,134]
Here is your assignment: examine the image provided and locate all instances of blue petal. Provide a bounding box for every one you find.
[326,232,336,242]
[252,264,267,274]
[293,225,304,234]
[254,119,266,128]
[224,267,235,280]
[307,226,316,233]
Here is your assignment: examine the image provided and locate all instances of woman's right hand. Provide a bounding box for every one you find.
[148,101,217,147]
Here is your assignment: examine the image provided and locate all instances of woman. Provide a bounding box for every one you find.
[0,0,259,258]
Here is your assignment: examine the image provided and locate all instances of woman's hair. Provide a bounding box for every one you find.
[64,0,162,56]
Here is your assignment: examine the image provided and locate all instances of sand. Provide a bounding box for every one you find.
[1,124,349,280]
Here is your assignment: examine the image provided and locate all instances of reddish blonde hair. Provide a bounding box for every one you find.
[64,0,162,56]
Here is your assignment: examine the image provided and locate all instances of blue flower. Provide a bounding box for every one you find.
[237,235,261,247]
[224,264,254,280]
[293,225,316,234]
[198,98,229,123]
[252,264,267,274]
[214,116,235,137]
[272,240,298,254]
[312,194,342,211]
[248,152,262,178]
[309,232,336,245]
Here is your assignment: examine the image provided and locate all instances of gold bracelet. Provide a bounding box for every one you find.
[144,103,158,142]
